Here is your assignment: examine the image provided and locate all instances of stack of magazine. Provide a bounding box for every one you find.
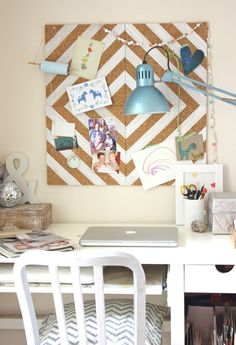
[0,231,74,258]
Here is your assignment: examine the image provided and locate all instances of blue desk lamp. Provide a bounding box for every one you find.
[124,46,236,115]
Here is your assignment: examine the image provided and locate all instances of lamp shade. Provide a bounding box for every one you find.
[124,63,169,115]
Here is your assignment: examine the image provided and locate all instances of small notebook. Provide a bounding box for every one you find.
[80,226,178,247]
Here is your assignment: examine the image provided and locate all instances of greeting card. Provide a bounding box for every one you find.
[69,37,104,79]
[67,77,112,115]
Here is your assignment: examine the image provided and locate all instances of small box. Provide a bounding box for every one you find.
[208,193,236,234]
[208,192,236,213]
[208,211,236,234]
[0,203,52,230]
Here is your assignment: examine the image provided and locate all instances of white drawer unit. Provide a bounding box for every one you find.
[185,264,236,293]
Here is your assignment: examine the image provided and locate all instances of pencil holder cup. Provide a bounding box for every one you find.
[184,198,205,230]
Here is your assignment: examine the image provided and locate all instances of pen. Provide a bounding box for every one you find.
[196,185,204,199]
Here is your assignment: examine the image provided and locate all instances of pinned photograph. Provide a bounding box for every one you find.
[92,151,120,174]
[67,77,112,115]
[88,118,116,154]
[69,37,104,79]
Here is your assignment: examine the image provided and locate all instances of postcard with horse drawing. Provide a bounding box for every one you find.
[67,77,112,115]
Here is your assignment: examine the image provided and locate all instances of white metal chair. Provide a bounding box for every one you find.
[13,250,166,345]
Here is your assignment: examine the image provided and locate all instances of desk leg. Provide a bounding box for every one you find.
[168,264,185,345]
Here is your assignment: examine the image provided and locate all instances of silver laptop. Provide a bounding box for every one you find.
[79,226,178,247]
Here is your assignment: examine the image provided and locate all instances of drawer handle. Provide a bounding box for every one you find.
[215,265,234,273]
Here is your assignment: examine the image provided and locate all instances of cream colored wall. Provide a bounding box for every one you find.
[0,0,236,224]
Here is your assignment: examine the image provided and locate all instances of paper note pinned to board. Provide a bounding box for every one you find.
[52,122,75,137]
[132,139,177,190]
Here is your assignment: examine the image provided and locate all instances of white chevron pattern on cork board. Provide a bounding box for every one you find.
[45,22,208,186]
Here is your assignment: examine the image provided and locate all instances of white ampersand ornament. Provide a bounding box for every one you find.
[4,152,39,204]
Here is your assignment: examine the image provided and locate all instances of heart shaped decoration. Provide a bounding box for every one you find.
[211,182,216,188]
[180,45,204,75]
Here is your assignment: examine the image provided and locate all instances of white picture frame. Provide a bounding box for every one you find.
[175,164,223,225]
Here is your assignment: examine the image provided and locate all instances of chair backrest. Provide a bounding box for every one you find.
[13,249,146,345]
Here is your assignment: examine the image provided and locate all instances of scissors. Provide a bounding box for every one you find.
[180,184,198,199]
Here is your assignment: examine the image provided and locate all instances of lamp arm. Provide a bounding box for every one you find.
[162,71,236,106]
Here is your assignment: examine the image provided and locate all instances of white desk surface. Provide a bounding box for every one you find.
[0,223,234,265]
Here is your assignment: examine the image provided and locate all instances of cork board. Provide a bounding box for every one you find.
[45,22,208,186]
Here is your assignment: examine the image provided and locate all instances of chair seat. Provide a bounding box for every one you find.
[39,299,167,345]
